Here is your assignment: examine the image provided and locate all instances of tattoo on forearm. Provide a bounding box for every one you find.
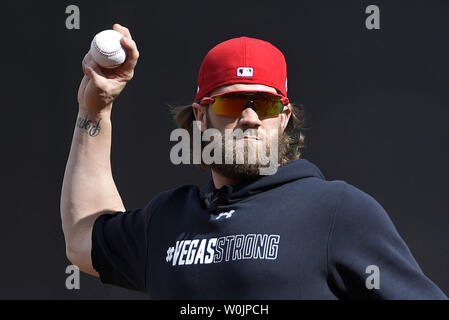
[77,115,101,137]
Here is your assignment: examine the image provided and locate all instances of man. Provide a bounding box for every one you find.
[61,24,447,299]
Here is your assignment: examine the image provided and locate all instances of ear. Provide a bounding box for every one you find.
[192,102,208,132]
[280,105,292,131]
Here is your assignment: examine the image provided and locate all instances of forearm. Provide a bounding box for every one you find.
[60,106,125,253]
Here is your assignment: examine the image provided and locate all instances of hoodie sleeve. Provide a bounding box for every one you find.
[327,182,447,300]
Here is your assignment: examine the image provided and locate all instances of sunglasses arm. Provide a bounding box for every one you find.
[199,97,215,106]
[281,97,290,105]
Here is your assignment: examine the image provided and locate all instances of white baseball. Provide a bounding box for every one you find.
[89,29,127,69]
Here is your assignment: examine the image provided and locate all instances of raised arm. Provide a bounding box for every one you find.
[60,24,139,276]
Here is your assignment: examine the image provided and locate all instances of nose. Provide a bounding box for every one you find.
[238,100,262,128]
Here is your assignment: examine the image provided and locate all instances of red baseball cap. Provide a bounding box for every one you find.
[195,36,289,102]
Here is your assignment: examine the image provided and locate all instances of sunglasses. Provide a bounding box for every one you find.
[199,90,290,118]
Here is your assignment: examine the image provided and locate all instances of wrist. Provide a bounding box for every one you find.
[78,103,113,119]
[75,110,110,138]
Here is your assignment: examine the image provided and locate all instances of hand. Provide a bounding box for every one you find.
[78,23,139,114]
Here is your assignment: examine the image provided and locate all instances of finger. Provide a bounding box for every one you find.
[83,53,107,78]
[113,23,133,40]
[85,65,100,82]
[82,56,102,82]
[121,36,139,57]
[82,54,90,75]
[82,53,96,75]
[117,36,139,73]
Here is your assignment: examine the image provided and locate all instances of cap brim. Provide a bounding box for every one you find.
[209,90,286,98]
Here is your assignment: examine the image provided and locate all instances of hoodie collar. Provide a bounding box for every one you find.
[200,158,325,212]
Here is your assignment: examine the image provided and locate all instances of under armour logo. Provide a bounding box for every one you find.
[166,246,174,262]
[215,210,235,220]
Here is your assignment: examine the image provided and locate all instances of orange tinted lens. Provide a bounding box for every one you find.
[212,95,248,117]
[212,93,284,117]
[255,96,284,117]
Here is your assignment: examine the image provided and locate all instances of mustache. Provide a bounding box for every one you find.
[222,128,270,141]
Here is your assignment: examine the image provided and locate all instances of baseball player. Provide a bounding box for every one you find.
[61,24,447,299]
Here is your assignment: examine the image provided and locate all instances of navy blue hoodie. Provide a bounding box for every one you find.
[91,158,447,299]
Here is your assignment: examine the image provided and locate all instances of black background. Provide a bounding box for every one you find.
[1,0,448,299]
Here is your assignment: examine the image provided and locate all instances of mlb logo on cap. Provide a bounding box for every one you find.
[237,67,253,77]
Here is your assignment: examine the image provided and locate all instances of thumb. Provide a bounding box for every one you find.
[85,66,102,83]
[85,66,95,78]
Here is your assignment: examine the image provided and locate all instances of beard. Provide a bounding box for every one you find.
[205,116,290,182]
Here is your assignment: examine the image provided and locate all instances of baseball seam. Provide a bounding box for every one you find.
[93,37,123,57]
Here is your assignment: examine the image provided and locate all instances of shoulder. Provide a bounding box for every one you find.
[328,181,399,239]
[287,177,347,210]
[146,184,201,210]
[337,181,390,220]
[294,178,393,229]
